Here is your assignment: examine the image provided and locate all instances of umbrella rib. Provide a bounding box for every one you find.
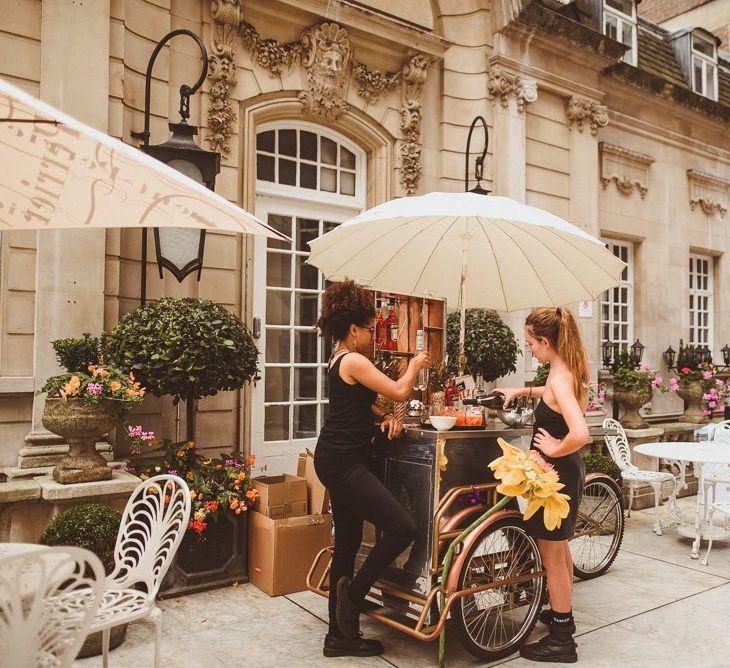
[489,219,558,306]
[410,216,466,294]
[475,215,508,310]
[326,214,453,284]
[493,219,617,301]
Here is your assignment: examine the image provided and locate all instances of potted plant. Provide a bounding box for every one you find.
[445,309,519,381]
[429,355,451,414]
[40,503,128,657]
[40,334,145,483]
[104,297,259,440]
[125,440,259,596]
[672,341,723,424]
[373,350,407,420]
[611,362,663,429]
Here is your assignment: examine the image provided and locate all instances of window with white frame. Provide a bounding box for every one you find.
[691,32,718,101]
[254,122,365,455]
[689,254,713,351]
[603,0,637,66]
[601,240,633,351]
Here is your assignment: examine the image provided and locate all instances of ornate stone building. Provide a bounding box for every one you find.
[0,0,728,475]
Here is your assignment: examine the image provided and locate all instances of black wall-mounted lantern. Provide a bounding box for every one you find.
[721,344,730,368]
[601,339,615,370]
[630,338,645,364]
[132,29,221,305]
[663,345,676,370]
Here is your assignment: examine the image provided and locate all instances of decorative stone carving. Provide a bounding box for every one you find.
[353,62,400,104]
[487,65,538,112]
[210,0,243,26]
[399,54,430,196]
[207,22,239,155]
[599,143,654,199]
[239,21,301,76]
[687,169,729,218]
[567,96,609,135]
[298,23,352,121]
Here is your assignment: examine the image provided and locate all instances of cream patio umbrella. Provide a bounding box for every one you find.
[0,77,287,241]
[307,191,625,364]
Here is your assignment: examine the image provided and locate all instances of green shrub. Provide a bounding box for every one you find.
[582,452,621,482]
[40,503,121,573]
[52,333,101,373]
[532,363,549,387]
[104,297,259,404]
[446,309,519,381]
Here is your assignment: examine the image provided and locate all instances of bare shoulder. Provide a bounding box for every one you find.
[547,368,575,397]
[339,352,371,371]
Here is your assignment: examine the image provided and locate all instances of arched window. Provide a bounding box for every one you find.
[252,122,366,473]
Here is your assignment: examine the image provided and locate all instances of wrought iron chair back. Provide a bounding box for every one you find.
[0,546,104,668]
[602,418,635,471]
[108,474,191,595]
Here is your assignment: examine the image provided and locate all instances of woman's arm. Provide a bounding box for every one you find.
[371,403,402,440]
[341,352,430,403]
[494,385,545,408]
[533,375,589,457]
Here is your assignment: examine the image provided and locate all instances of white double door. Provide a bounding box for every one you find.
[251,196,358,474]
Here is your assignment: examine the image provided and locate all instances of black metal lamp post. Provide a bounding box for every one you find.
[132,29,221,305]
[601,339,614,370]
[630,338,645,364]
[663,345,676,370]
[465,116,490,195]
[721,344,730,368]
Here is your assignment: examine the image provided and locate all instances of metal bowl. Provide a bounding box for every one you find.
[497,406,534,428]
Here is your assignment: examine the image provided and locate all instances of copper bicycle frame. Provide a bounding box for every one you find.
[306,481,547,641]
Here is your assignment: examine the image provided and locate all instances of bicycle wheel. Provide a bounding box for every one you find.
[570,476,624,580]
[452,517,544,661]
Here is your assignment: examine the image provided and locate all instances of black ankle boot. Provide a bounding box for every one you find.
[335,576,361,638]
[519,630,577,663]
[538,608,576,633]
[323,632,384,657]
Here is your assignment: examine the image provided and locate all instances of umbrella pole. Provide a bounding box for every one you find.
[458,244,468,375]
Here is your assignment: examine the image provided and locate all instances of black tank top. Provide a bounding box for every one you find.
[531,400,570,445]
[316,353,378,452]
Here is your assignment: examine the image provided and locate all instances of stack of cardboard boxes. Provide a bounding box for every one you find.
[248,451,332,596]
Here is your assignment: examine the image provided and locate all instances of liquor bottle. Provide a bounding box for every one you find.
[462,391,506,409]
[414,330,428,391]
[385,303,399,351]
[375,303,386,351]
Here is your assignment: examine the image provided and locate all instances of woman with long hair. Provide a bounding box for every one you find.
[496,306,590,664]
[314,279,430,658]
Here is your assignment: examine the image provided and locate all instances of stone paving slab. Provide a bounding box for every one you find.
[75,497,730,667]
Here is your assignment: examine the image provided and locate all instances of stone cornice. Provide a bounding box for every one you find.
[603,63,730,123]
[686,169,730,190]
[254,0,451,58]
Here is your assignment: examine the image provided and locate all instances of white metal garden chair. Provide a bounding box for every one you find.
[699,423,730,564]
[603,418,678,535]
[88,474,191,668]
[0,545,105,668]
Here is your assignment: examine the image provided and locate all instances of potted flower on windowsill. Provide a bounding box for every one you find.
[125,439,259,596]
[611,356,664,429]
[39,334,145,484]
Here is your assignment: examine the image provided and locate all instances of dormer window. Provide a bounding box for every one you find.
[603,0,637,66]
[691,32,718,101]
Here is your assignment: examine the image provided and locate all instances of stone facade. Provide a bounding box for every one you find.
[0,0,728,475]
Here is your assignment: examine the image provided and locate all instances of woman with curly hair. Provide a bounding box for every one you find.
[496,306,590,664]
[314,279,429,658]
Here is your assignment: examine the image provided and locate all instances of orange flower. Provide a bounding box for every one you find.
[230,499,240,510]
[186,472,194,480]
[109,381,121,392]
[96,368,109,378]
[246,489,258,500]
[247,454,255,467]
[60,375,81,399]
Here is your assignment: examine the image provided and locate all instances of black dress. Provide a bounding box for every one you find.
[524,400,585,541]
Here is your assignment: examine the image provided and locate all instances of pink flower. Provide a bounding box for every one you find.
[669,379,680,391]
[86,382,102,396]
[709,401,717,408]
[128,425,143,437]
[717,379,725,387]
[681,367,690,375]
[703,371,713,380]
[704,410,713,416]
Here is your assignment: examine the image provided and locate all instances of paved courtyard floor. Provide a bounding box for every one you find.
[75,496,730,667]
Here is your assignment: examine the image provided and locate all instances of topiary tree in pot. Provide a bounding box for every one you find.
[445,308,519,382]
[104,297,259,440]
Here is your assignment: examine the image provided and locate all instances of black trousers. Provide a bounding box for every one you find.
[314,446,417,634]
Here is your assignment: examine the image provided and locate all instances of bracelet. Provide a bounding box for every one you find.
[382,412,393,420]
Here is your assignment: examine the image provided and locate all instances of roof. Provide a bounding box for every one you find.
[637,20,688,90]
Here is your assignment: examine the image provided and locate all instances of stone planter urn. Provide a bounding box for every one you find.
[676,379,709,424]
[613,387,652,429]
[42,398,115,483]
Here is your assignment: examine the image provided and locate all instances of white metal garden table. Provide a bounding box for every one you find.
[634,441,730,559]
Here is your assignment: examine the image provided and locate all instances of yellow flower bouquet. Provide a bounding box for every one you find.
[438,438,571,667]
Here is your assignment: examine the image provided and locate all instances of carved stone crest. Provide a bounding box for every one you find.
[298,23,352,121]
[487,65,538,112]
[566,96,609,135]
[599,143,654,199]
[687,169,729,218]
[400,54,430,196]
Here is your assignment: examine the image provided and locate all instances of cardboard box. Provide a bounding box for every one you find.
[248,511,333,596]
[252,474,307,519]
[297,450,330,515]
